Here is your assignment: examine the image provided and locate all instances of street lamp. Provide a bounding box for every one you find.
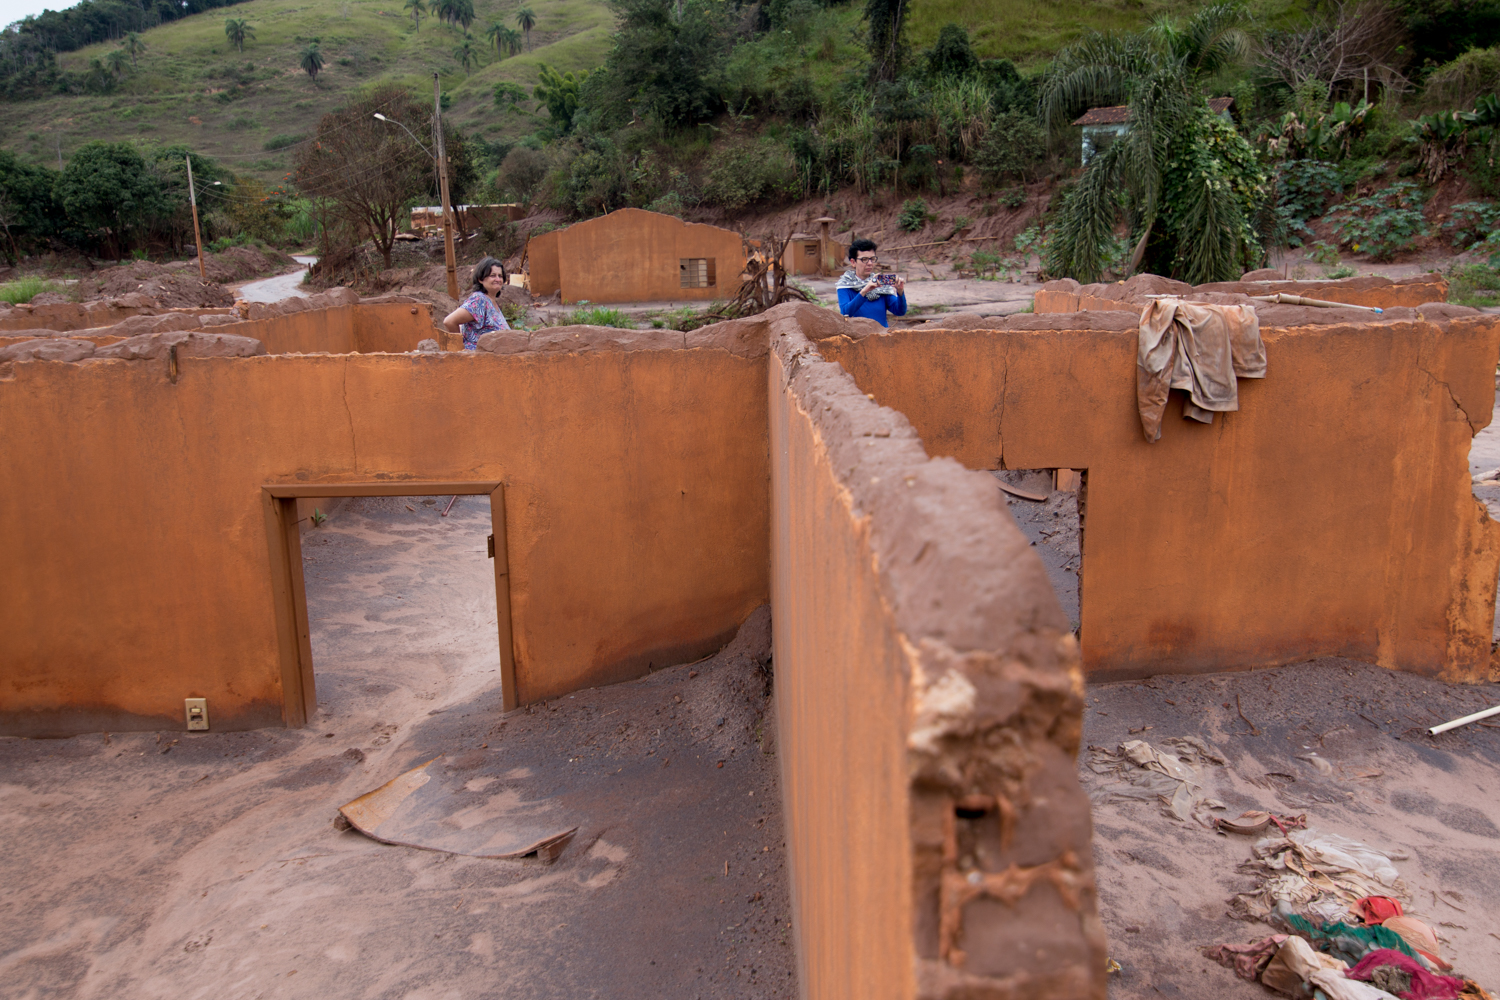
[372,113,433,158]
[372,84,458,299]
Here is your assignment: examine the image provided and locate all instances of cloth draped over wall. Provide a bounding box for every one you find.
[1137,298,1267,441]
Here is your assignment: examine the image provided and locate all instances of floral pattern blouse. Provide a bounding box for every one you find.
[458,290,510,350]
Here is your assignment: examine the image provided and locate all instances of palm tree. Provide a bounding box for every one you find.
[1039,2,1266,284]
[431,0,458,27]
[104,49,129,77]
[123,31,145,68]
[454,33,479,72]
[485,20,506,57]
[300,43,325,81]
[224,18,255,53]
[515,6,536,50]
[486,21,521,58]
[455,0,475,31]
[403,0,425,30]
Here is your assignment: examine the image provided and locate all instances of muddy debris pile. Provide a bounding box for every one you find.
[1089,733,1495,998]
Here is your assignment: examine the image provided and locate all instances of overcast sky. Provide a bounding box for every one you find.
[1,0,73,28]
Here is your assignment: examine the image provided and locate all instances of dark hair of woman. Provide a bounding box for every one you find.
[470,257,506,293]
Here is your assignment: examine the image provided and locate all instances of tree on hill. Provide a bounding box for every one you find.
[454,33,480,72]
[300,43,325,81]
[587,0,732,128]
[295,87,461,269]
[1040,2,1267,283]
[104,49,129,78]
[534,63,589,132]
[0,150,62,265]
[494,80,528,109]
[123,32,146,69]
[516,7,536,50]
[864,0,911,83]
[434,0,475,30]
[54,141,170,259]
[924,22,978,80]
[487,21,521,58]
[224,18,255,53]
[404,0,426,31]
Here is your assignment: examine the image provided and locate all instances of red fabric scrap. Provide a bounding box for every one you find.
[1352,896,1405,925]
[1346,948,1466,1000]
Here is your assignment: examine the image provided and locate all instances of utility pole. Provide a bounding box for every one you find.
[433,73,459,300]
[186,154,207,281]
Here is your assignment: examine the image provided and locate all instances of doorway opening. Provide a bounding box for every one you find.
[993,468,1086,637]
[261,482,516,727]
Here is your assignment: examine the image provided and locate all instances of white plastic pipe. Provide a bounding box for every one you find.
[1428,704,1500,735]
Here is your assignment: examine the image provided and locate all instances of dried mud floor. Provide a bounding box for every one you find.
[0,496,791,1000]
[998,454,1500,998]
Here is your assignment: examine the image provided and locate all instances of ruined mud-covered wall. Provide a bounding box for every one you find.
[1034,272,1449,314]
[0,298,172,333]
[526,208,745,304]
[0,323,772,735]
[205,302,438,355]
[768,307,1105,1000]
[818,313,1500,683]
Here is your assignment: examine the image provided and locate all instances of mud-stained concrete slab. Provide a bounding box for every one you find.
[1082,661,1500,999]
[0,497,791,999]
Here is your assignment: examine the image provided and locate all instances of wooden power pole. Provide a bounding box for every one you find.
[433,73,459,300]
[186,154,207,281]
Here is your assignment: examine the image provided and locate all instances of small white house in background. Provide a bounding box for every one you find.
[1073,97,1235,165]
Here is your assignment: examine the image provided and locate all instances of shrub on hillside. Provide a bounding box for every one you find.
[701,139,799,209]
[1275,159,1342,246]
[974,110,1045,186]
[898,197,931,231]
[1445,200,1500,247]
[1326,181,1428,259]
[499,147,550,203]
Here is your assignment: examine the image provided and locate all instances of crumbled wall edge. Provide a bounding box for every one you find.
[769,303,1107,1000]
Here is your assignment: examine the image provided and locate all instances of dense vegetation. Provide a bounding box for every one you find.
[5,0,1500,290]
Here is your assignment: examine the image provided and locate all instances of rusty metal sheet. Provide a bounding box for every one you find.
[339,757,577,859]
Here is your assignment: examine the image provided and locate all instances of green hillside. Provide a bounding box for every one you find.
[905,0,1303,65]
[0,0,1315,184]
[0,0,613,181]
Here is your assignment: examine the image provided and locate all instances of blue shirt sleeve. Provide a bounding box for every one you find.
[888,292,907,317]
[837,287,862,317]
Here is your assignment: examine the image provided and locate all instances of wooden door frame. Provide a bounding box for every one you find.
[261,480,518,727]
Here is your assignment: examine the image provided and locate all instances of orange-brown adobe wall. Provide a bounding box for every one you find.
[0,301,199,332]
[768,308,1105,1000]
[210,302,439,355]
[818,315,1500,683]
[0,323,771,736]
[526,208,745,304]
[1034,274,1449,313]
[0,303,444,356]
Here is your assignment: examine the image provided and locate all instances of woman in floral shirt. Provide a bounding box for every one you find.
[443,257,511,350]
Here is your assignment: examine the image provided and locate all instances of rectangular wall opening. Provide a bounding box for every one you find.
[262,482,516,727]
[994,469,1087,637]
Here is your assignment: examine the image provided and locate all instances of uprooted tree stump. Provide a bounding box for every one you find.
[684,234,812,330]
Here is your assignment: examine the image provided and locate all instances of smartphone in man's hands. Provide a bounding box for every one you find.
[874,272,899,292]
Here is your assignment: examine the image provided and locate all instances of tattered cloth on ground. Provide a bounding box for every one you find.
[1137,298,1266,441]
[1231,829,1406,924]
[1085,736,1227,824]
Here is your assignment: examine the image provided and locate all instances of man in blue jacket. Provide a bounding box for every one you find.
[836,239,907,327]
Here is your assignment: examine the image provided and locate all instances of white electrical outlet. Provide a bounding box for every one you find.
[185,698,209,731]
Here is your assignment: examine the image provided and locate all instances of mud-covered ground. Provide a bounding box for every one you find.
[994,462,1500,999]
[1084,662,1500,1000]
[0,496,791,1000]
